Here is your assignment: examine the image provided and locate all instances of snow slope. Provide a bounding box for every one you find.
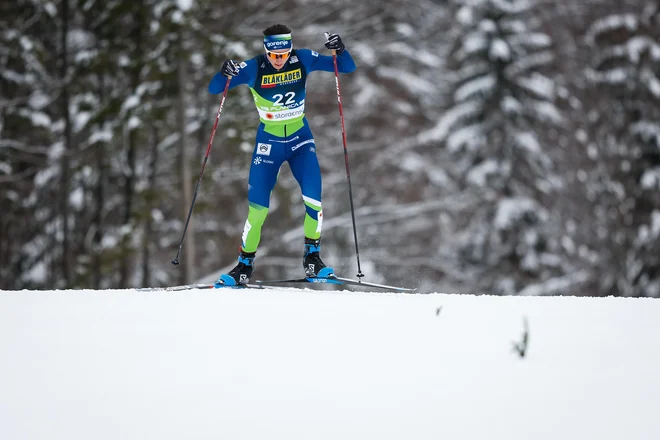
[1,287,659,440]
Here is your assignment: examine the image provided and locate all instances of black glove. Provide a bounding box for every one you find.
[324,33,345,54]
[220,60,240,78]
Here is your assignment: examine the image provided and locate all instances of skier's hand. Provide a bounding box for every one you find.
[324,33,345,54]
[220,60,240,78]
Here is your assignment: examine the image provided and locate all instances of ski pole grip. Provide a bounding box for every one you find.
[324,32,336,55]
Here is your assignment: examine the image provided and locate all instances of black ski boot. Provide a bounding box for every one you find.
[215,250,255,287]
[303,238,335,278]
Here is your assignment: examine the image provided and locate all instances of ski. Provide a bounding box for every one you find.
[334,276,416,293]
[254,275,416,293]
[135,283,267,292]
[136,283,214,292]
[137,276,416,293]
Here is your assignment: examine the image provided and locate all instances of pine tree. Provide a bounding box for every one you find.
[434,0,566,294]
[584,2,660,296]
[0,0,58,289]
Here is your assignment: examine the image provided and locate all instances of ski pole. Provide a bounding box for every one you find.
[172,78,231,266]
[326,33,364,279]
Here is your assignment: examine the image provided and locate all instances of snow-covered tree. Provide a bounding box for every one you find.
[0,0,59,289]
[431,0,568,294]
[584,2,660,296]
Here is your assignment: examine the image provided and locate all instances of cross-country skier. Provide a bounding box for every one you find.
[208,24,356,286]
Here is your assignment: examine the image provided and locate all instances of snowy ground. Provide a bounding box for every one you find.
[1,287,660,440]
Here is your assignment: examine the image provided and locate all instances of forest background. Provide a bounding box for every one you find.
[2,0,659,296]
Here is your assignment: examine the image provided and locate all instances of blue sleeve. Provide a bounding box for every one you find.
[208,58,258,94]
[297,48,357,74]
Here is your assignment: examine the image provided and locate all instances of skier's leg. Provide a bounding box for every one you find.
[287,129,323,240]
[241,136,284,253]
[216,128,284,286]
[288,127,334,278]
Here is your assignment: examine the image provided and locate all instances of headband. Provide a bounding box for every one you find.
[264,33,293,51]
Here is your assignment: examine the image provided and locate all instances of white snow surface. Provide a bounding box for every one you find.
[1,288,660,440]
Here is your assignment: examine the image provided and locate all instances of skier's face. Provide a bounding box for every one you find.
[266,48,291,70]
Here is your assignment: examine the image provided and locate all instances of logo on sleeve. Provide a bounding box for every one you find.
[311,50,319,57]
[257,143,272,156]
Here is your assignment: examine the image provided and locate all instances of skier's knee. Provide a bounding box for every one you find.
[247,203,269,227]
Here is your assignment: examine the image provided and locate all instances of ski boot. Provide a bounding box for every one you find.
[215,250,255,287]
[303,237,335,278]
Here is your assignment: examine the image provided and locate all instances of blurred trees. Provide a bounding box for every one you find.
[581,1,660,296]
[1,0,658,297]
[433,0,566,295]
